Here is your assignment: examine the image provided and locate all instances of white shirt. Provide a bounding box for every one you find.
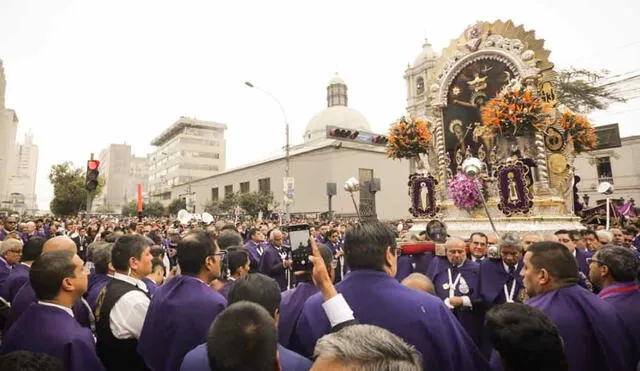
[321,294,354,328]
[38,301,74,317]
[109,273,150,340]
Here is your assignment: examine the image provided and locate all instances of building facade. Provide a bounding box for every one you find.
[404,39,437,119]
[0,60,18,210]
[149,117,227,203]
[94,144,149,212]
[7,132,39,213]
[575,135,640,206]
[169,75,412,220]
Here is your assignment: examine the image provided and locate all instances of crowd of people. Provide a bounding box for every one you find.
[0,214,637,370]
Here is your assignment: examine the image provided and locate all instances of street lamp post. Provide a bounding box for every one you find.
[245,81,291,221]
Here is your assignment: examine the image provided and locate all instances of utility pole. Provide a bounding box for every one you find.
[86,153,94,218]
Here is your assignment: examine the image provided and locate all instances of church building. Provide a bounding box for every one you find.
[169,74,411,220]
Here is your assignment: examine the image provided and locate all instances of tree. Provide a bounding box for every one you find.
[556,68,626,113]
[167,198,186,216]
[238,192,274,218]
[122,200,165,217]
[220,193,239,213]
[49,162,105,216]
[203,200,225,215]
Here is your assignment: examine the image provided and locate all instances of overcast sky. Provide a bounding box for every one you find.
[1,0,639,210]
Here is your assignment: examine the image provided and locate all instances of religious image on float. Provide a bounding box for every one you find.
[443,59,515,175]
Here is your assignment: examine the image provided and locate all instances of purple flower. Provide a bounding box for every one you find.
[449,173,483,210]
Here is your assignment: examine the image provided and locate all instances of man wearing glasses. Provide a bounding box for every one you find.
[138,231,227,371]
[0,217,22,242]
[0,239,23,290]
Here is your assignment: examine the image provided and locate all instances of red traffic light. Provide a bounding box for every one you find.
[372,136,388,144]
[87,160,100,170]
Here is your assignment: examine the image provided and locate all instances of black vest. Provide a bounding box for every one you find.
[95,278,149,371]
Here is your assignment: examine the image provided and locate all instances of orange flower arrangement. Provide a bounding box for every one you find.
[481,80,551,137]
[387,116,432,159]
[559,111,597,154]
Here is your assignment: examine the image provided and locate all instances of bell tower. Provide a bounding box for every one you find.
[404,39,437,118]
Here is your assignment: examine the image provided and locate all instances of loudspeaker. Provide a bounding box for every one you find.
[369,178,381,192]
[326,182,337,196]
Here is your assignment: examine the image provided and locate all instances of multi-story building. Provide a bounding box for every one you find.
[7,132,39,213]
[575,135,640,206]
[95,144,149,212]
[0,59,18,209]
[149,116,227,203]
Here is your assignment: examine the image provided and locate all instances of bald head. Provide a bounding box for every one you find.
[446,237,466,250]
[43,236,77,254]
[402,273,435,295]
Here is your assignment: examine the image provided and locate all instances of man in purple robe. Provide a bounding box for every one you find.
[396,251,434,282]
[85,243,114,311]
[260,229,291,291]
[278,244,334,348]
[141,258,165,297]
[323,229,346,282]
[0,239,21,289]
[7,236,94,331]
[522,241,637,371]
[138,232,227,371]
[217,247,250,298]
[479,233,525,307]
[181,273,311,371]
[0,217,24,242]
[589,246,640,356]
[1,238,44,303]
[293,222,489,371]
[0,249,104,371]
[428,238,485,352]
[243,228,265,273]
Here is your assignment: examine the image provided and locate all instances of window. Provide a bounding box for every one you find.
[240,181,250,193]
[258,178,271,194]
[224,185,233,197]
[596,157,613,184]
[211,187,219,202]
[416,77,425,95]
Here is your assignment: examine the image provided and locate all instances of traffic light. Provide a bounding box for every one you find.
[371,135,389,145]
[86,160,100,192]
[329,128,360,139]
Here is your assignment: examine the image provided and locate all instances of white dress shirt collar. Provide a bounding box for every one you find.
[113,272,148,293]
[503,261,518,273]
[38,301,74,317]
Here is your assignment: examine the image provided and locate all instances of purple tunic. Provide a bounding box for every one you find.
[8,281,92,330]
[259,243,288,291]
[217,279,235,298]
[278,282,319,348]
[428,258,485,353]
[396,252,435,282]
[293,270,489,371]
[599,282,640,357]
[138,275,227,371]
[527,284,637,371]
[324,241,346,282]
[0,263,29,302]
[0,303,104,371]
[0,257,12,290]
[180,343,311,371]
[86,273,111,311]
[243,241,264,273]
[478,259,524,306]
[574,248,592,277]
[141,277,158,296]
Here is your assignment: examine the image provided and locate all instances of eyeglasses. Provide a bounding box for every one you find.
[211,251,227,260]
[586,258,602,265]
[7,249,22,254]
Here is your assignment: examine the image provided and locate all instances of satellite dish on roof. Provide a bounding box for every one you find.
[597,182,614,195]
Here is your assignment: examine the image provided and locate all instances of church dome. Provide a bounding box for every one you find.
[413,39,436,67]
[304,106,371,141]
[303,73,372,142]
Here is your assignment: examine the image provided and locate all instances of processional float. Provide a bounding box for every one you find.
[388,20,597,238]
